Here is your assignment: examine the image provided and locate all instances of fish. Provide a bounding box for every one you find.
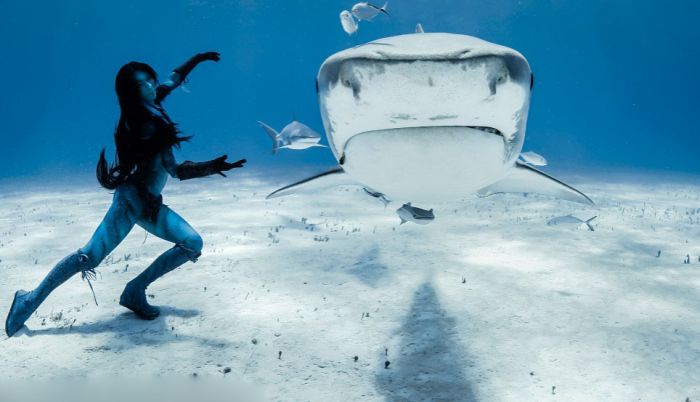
[518,151,547,166]
[546,215,597,231]
[363,187,391,207]
[267,33,594,207]
[258,120,326,154]
[396,202,434,225]
[415,23,424,33]
[339,10,358,35]
[351,1,389,21]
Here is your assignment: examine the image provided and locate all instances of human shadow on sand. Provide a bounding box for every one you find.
[375,282,478,402]
[22,306,231,350]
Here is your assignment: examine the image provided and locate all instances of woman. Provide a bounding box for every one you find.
[5,51,246,337]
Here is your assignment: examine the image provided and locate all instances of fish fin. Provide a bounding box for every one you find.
[258,121,282,152]
[381,1,389,14]
[310,143,328,148]
[585,215,597,231]
[519,151,548,166]
[477,161,595,205]
[400,218,406,225]
[266,167,358,199]
[415,23,424,33]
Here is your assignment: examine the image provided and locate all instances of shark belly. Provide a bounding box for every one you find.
[343,126,508,202]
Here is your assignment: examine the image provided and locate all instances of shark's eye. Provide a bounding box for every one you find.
[530,73,534,90]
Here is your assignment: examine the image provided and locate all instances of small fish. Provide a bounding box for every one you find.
[258,120,327,154]
[518,151,547,166]
[415,23,424,33]
[396,202,435,225]
[363,187,390,207]
[546,215,597,231]
[351,1,389,21]
[339,10,358,35]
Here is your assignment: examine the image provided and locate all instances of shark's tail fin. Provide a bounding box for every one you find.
[380,1,389,15]
[258,121,282,154]
[584,215,597,231]
[415,23,424,33]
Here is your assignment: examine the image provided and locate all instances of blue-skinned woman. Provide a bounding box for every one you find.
[5,51,246,337]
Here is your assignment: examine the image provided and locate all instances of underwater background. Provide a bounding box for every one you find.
[1,0,698,181]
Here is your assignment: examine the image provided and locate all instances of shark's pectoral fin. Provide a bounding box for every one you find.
[266,167,359,199]
[478,161,594,205]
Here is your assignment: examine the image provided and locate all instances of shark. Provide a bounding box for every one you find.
[258,120,326,154]
[267,33,593,206]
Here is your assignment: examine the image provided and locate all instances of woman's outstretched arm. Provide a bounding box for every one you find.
[155,51,221,104]
[162,148,246,180]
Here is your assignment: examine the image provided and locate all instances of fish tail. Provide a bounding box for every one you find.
[381,1,389,14]
[585,215,597,231]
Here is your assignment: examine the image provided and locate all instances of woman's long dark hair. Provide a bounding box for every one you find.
[96,62,191,190]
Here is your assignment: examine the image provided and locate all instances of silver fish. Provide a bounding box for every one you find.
[363,187,390,207]
[339,10,358,35]
[396,202,434,225]
[546,215,597,231]
[518,151,547,166]
[351,1,389,21]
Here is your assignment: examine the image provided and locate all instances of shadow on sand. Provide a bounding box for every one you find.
[348,244,390,287]
[375,282,478,402]
[20,306,230,350]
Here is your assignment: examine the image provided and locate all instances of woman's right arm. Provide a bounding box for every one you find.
[155,52,221,104]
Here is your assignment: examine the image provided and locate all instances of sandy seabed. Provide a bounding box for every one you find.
[0,172,699,401]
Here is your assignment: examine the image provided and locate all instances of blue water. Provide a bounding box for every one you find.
[1,0,698,180]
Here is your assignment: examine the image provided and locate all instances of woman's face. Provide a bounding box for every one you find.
[135,70,156,104]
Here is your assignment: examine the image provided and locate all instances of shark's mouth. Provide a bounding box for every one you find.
[467,126,504,138]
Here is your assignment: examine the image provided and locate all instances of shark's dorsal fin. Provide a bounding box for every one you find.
[266,167,359,199]
[478,161,594,205]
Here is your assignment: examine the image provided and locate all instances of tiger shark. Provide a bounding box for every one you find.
[267,33,593,206]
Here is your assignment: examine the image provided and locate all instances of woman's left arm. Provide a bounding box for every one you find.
[155,51,221,104]
[162,148,246,180]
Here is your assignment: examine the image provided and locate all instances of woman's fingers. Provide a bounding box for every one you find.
[201,51,221,62]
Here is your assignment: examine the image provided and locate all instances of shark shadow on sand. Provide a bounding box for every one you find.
[375,282,477,402]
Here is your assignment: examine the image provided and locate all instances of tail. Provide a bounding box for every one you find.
[258,121,282,154]
[400,217,406,225]
[585,215,597,231]
[380,1,389,15]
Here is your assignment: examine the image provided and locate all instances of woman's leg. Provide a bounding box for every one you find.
[5,191,140,337]
[119,205,203,319]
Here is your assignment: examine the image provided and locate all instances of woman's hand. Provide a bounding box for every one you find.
[213,154,246,177]
[196,51,221,63]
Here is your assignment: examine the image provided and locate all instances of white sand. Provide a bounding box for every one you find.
[1,172,699,401]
